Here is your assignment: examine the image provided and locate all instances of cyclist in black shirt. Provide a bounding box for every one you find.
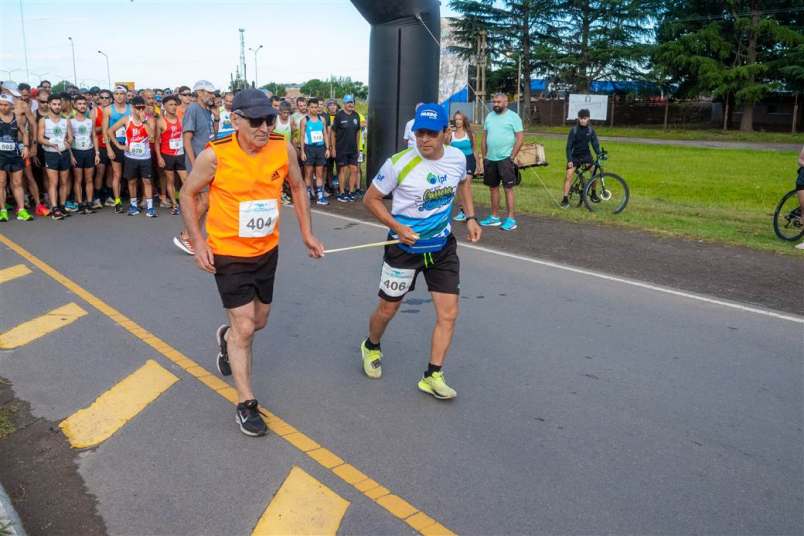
[561,108,601,208]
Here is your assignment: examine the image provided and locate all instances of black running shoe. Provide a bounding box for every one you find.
[216,324,232,376]
[589,190,601,203]
[236,399,267,437]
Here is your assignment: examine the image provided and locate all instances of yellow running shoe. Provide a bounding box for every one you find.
[360,339,382,379]
[418,371,457,400]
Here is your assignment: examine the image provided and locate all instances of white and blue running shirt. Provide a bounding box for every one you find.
[371,145,467,240]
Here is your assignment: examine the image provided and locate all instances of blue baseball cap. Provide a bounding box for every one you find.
[412,103,448,132]
[343,94,355,103]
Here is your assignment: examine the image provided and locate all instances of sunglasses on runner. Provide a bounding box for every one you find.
[134,105,146,110]
[240,115,275,128]
[180,92,191,97]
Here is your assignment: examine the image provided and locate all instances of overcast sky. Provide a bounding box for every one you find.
[1,0,458,90]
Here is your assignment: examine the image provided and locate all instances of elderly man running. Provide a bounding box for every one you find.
[181,88,325,437]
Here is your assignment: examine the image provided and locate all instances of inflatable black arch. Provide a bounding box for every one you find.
[350,0,440,177]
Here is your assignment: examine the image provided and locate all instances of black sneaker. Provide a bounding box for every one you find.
[51,207,65,220]
[216,324,232,376]
[589,190,601,203]
[236,399,267,437]
[560,198,570,209]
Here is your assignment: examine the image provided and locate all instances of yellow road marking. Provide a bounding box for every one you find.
[0,302,87,349]
[0,232,456,536]
[0,264,31,284]
[60,359,179,449]
[252,466,349,536]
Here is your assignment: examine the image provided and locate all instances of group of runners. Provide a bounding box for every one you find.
[0,79,370,226]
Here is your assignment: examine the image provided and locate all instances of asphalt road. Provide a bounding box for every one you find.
[0,206,801,535]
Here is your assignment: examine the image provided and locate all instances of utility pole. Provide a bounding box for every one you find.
[238,29,247,88]
[68,36,78,87]
[19,0,30,82]
[250,45,263,88]
[98,50,111,89]
[477,30,487,125]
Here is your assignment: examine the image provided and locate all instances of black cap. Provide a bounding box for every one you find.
[232,88,276,119]
[578,108,590,118]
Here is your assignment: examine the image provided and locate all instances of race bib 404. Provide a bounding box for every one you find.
[239,199,278,238]
[379,263,416,298]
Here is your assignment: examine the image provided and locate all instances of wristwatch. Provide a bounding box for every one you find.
[465,216,478,222]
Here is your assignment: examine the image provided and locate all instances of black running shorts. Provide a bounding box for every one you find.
[0,152,23,173]
[44,150,71,171]
[483,157,518,188]
[72,148,96,169]
[378,235,459,302]
[303,144,326,167]
[124,157,153,180]
[797,167,804,192]
[162,153,186,172]
[214,247,279,309]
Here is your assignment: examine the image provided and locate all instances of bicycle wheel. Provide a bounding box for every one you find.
[772,189,804,241]
[583,173,629,214]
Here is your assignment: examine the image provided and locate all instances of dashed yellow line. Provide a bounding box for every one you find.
[252,465,349,536]
[0,302,87,349]
[0,233,457,536]
[0,264,32,284]
[59,359,179,448]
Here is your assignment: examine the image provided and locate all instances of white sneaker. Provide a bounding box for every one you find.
[172,235,195,255]
[795,241,804,250]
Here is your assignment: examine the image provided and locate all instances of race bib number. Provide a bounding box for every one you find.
[115,126,126,139]
[239,199,278,238]
[379,263,415,298]
[74,138,92,150]
[130,142,147,156]
[168,138,183,152]
[309,130,324,144]
[0,142,16,152]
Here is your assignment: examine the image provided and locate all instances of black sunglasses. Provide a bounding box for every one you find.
[242,115,276,128]
[180,92,191,97]
[134,105,146,110]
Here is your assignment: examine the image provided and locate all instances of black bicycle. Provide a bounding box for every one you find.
[567,149,630,214]
[772,189,804,241]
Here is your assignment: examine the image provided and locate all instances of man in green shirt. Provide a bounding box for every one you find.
[480,93,524,231]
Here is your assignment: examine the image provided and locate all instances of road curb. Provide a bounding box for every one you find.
[0,481,26,536]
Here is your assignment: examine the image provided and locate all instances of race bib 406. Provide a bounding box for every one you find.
[379,263,416,298]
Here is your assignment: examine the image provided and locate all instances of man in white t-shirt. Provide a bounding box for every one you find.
[401,102,423,149]
[360,103,482,400]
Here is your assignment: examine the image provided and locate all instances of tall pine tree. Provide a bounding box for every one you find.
[449,0,554,123]
[655,0,804,131]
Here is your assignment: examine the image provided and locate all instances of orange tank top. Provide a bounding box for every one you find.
[206,133,288,257]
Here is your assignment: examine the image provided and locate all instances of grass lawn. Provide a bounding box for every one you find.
[469,136,801,255]
[529,125,804,145]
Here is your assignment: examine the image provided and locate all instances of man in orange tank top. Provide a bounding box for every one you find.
[180,88,325,437]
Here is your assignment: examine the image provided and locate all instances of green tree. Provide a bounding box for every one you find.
[655,0,804,131]
[260,82,287,96]
[300,76,367,100]
[449,0,554,123]
[51,80,73,94]
[549,0,660,92]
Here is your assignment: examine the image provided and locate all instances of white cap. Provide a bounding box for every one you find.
[192,80,216,92]
[114,85,128,93]
[1,81,20,97]
[0,94,15,104]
